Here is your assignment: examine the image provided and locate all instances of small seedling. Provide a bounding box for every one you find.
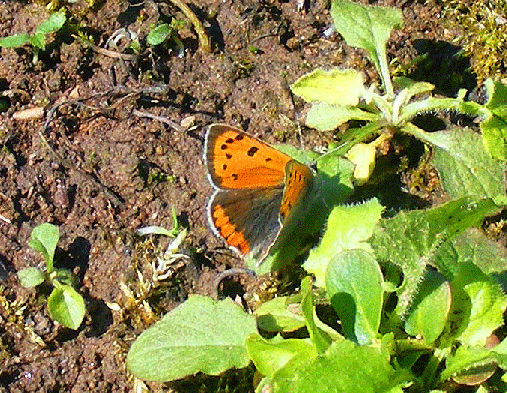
[17,223,85,330]
[0,11,66,64]
[146,20,186,57]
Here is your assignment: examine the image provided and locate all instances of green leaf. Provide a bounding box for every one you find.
[17,267,46,288]
[481,79,507,161]
[450,262,507,346]
[481,114,507,162]
[36,11,66,35]
[0,33,31,48]
[426,128,506,200]
[404,269,451,344]
[434,228,507,278]
[127,295,257,382]
[246,334,318,379]
[29,33,46,50]
[491,337,507,369]
[441,345,505,383]
[29,223,60,272]
[325,249,383,345]
[315,155,355,204]
[304,198,384,287]
[330,0,402,96]
[254,295,342,341]
[255,295,307,333]
[399,97,475,125]
[48,284,85,330]
[291,69,365,106]
[146,23,173,46]
[370,197,499,316]
[53,268,79,287]
[300,276,331,353]
[395,80,434,97]
[274,144,320,165]
[305,102,380,131]
[393,76,434,93]
[274,340,408,393]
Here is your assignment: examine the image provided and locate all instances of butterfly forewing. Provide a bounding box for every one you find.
[205,124,291,190]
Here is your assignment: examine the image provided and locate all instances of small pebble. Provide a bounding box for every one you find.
[12,107,44,121]
[180,115,196,129]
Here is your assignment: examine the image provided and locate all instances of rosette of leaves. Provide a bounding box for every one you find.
[0,11,66,64]
[18,223,85,330]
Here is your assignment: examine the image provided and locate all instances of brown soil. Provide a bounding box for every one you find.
[0,0,478,392]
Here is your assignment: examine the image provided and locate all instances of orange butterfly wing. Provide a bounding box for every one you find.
[280,160,314,222]
[208,187,283,258]
[205,124,291,190]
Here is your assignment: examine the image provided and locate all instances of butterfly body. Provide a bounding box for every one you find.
[204,124,314,263]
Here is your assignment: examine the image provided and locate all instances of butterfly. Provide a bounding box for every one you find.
[204,124,314,264]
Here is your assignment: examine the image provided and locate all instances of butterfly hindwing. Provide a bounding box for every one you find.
[208,186,283,260]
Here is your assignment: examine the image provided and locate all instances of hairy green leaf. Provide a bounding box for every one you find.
[0,33,30,48]
[326,249,383,345]
[246,334,317,380]
[17,267,45,288]
[434,228,507,279]
[291,69,365,106]
[450,263,507,347]
[405,269,451,344]
[442,345,507,383]
[274,340,408,393]
[29,33,46,50]
[36,11,66,35]
[305,198,383,287]
[370,197,499,316]
[127,295,256,382]
[255,295,306,333]
[426,128,505,201]
[481,79,507,161]
[330,0,402,95]
[305,102,380,131]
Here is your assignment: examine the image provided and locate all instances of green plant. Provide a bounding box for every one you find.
[0,11,66,64]
[147,20,184,45]
[17,223,85,330]
[127,1,507,391]
[146,19,188,59]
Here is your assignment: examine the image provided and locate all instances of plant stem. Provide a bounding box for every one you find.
[420,348,447,390]
[317,120,388,164]
[377,50,394,99]
[399,97,484,124]
[166,0,211,53]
